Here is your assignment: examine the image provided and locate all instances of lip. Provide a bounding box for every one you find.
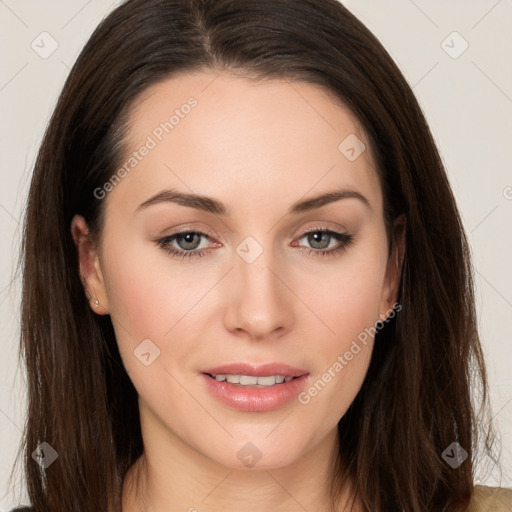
[200,363,309,412]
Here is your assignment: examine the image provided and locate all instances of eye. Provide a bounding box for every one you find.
[293,228,355,257]
[156,230,215,260]
[156,227,355,260]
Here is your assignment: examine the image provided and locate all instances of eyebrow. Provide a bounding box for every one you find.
[136,188,371,215]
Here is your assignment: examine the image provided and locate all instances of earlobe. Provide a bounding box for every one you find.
[71,214,109,314]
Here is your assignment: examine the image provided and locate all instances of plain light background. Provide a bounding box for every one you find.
[0,0,511,508]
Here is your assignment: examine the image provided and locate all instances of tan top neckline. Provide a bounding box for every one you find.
[466,485,512,511]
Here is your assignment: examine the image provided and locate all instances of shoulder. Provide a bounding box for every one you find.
[466,485,512,511]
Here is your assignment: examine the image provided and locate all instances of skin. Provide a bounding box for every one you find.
[72,70,405,512]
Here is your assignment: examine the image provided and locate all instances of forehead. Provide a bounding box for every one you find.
[108,70,382,218]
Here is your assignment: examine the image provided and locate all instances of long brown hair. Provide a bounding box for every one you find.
[13,0,498,510]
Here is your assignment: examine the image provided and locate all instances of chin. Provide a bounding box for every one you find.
[197,434,314,471]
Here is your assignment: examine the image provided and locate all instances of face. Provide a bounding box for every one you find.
[73,70,403,471]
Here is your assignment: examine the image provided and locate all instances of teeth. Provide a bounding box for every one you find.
[240,375,258,385]
[212,374,295,386]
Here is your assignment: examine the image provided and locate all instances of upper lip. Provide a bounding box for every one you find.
[202,363,308,378]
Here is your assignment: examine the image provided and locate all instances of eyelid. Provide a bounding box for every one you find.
[298,224,348,235]
[162,225,218,239]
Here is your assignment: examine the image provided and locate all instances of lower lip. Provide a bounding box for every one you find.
[201,373,309,412]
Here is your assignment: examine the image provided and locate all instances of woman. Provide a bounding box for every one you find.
[9,0,511,510]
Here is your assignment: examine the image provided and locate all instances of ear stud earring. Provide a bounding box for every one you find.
[94,299,99,308]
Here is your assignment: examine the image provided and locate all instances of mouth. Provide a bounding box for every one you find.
[201,362,307,384]
[200,363,309,412]
[205,373,298,387]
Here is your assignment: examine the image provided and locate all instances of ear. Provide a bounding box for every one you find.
[379,214,406,319]
[71,214,109,314]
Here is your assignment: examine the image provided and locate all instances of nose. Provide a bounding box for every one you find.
[222,237,294,341]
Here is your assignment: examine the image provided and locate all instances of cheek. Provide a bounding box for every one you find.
[293,234,388,418]
[100,234,208,370]
[300,234,389,355]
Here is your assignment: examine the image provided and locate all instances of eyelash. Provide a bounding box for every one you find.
[156,227,355,260]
